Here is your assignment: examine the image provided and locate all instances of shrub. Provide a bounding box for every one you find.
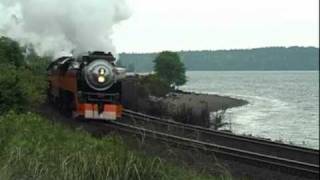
[139,74,171,98]
[0,65,47,114]
[0,37,49,114]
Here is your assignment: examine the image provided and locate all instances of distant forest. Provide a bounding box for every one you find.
[118,47,319,72]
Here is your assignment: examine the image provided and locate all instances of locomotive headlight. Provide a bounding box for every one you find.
[98,76,106,83]
[99,68,106,75]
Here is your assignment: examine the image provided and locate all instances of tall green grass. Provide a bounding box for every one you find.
[0,112,229,180]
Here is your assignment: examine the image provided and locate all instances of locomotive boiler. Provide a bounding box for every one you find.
[47,51,126,120]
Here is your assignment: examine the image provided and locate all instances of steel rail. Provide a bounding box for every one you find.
[106,120,319,179]
[123,109,319,165]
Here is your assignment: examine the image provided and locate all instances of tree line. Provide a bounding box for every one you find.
[118,46,319,72]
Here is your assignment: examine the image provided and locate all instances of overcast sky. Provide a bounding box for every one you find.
[112,0,319,53]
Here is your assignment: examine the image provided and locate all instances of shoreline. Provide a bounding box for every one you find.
[164,91,249,114]
[121,75,249,128]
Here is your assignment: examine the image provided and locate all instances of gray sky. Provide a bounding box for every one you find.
[112,0,319,53]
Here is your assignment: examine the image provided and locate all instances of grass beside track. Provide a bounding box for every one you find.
[0,112,230,180]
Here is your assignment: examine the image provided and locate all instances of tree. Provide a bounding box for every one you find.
[0,37,25,67]
[153,51,187,88]
[0,37,47,114]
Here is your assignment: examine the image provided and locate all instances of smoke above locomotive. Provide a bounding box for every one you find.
[0,0,131,57]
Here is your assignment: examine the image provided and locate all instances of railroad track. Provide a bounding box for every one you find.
[110,109,319,179]
[122,109,319,164]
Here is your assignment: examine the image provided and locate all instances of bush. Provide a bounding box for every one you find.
[0,65,47,114]
[0,37,49,114]
[139,75,171,98]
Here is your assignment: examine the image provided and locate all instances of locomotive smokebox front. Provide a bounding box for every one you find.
[83,59,115,91]
[78,51,126,92]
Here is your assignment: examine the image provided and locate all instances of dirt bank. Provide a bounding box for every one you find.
[121,76,248,127]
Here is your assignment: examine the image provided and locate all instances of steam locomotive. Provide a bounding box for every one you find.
[47,51,126,120]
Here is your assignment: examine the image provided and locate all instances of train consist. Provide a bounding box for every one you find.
[47,51,126,120]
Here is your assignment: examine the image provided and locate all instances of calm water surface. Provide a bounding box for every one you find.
[181,71,319,149]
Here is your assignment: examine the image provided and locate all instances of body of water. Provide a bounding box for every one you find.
[181,71,319,149]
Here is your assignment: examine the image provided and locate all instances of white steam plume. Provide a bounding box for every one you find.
[0,0,131,57]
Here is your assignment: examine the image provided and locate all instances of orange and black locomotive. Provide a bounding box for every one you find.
[47,51,126,120]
